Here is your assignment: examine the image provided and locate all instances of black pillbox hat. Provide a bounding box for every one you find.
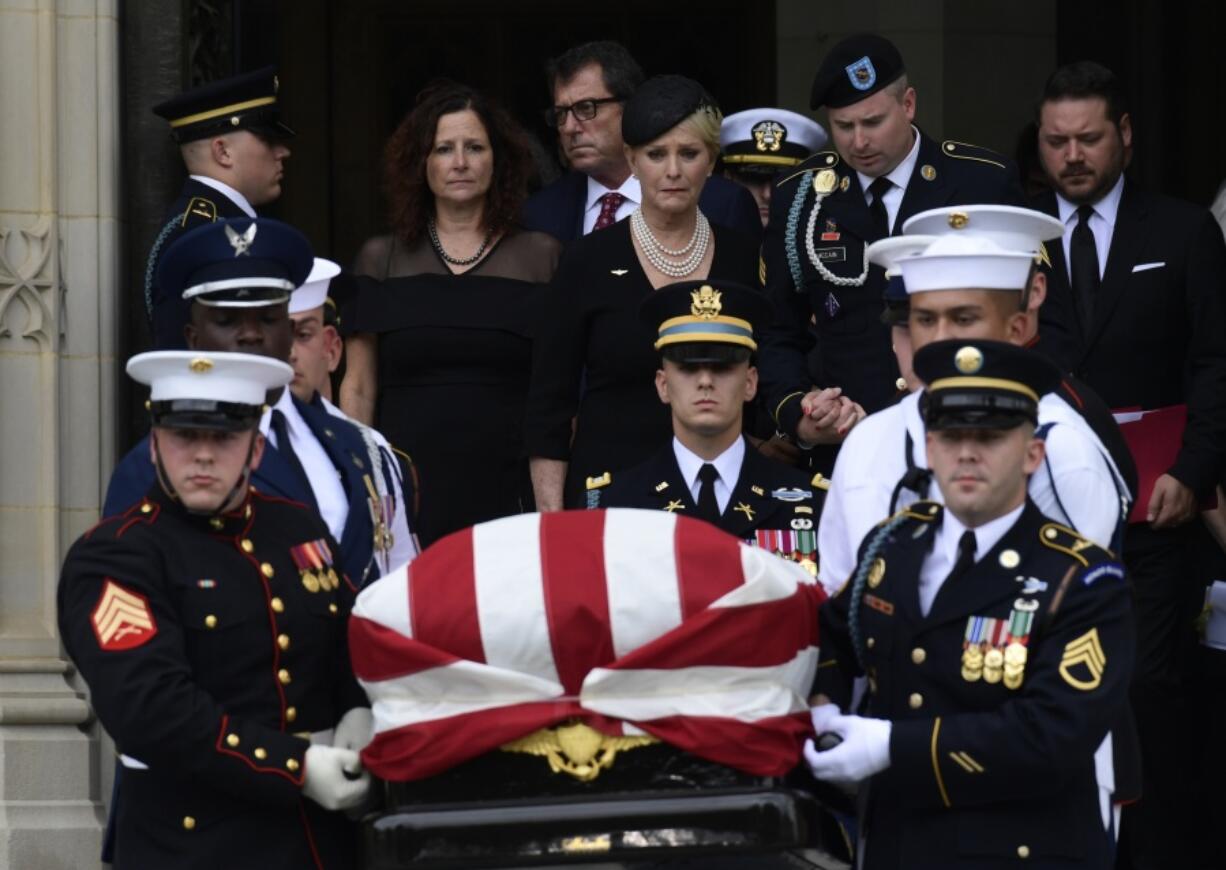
[622,75,719,147]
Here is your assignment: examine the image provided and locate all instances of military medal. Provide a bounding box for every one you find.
[1000,599,1037,690]
[982,647,1004,684]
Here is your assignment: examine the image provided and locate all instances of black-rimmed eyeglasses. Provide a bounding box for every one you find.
[544,97,622,128]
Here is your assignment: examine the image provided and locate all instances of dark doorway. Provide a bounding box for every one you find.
[273,1,777,267]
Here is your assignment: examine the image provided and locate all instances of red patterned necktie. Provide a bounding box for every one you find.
[592,191,625,232]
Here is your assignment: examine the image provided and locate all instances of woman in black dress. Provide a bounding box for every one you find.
[340,82,560,548]
[526,76,759,510]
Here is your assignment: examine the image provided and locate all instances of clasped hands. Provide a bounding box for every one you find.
[803,703,892,784]
[796,387,866,446]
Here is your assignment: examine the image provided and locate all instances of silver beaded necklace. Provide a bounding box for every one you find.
[630,208,711,278]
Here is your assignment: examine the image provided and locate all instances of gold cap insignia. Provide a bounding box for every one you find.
[751,119,787,152]
[948,211,969,229]
[189,357,214,373]
[690,285,722,319]
[954,345,984,374]
[813,168,837,195]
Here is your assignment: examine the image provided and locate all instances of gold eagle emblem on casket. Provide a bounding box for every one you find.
[500,720,658,782]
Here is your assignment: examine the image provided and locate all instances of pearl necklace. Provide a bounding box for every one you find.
[630,208,711,278]
[428,217,494,266]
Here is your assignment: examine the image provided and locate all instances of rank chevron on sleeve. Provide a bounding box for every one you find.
[91,580,158,651]
[1058,627,1106,691]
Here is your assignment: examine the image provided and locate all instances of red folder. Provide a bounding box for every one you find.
[1112,404,1214,523]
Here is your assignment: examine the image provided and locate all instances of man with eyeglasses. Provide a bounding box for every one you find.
[520,40,762,241]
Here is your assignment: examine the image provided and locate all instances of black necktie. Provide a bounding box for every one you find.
[867,176,894,239]
[945,530,977,587]
[696,464,721,523]
[1070,205,1100,336]
[271,410,318,512]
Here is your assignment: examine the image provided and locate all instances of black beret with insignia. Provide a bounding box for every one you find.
[914,339,1061,430]
[809,33,906,110]
[622,75,720,147]
[153,66,294,144]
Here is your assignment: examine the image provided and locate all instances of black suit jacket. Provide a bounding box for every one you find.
[594,437,825,541]
[817,500,1131,868]
[1034,181,1226,495]
[148,177,251,350]
[758,133,1024,429]
[520,170,763,242]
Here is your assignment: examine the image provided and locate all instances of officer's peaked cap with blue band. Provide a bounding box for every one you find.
[640,280,772,365]
[158,218,314,309]
[153,66,294,144]
[914,339,1061,431]
[128,350,292,432]
[810,33,906,110]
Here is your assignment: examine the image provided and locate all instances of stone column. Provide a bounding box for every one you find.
[0,0,120,866]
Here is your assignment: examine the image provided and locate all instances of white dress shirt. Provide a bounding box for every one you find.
[1056,173,1124,280]
[672,436,745,515]
[260,390,348,543]
[856,125,922,234]
[583,175,641,235]
[918,503,1024,616]
[189,174,256,218]
[816,389,1130,596]
[321,397,418,572]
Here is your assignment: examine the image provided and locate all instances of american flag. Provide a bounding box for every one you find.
[350,509,824,781]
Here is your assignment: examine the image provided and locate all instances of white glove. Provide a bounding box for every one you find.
[333,707,374,753]
[803,713,892,784]
[809,702,842,736]
[303,745,371,811]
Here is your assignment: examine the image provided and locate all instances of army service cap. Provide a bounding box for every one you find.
[720,108,828,174]
[914,339,1061,430]
[809,33,905,110]
[159,218,313,308]
[641,280,772,365]
[128,350,292,431]
[153,66,294,144]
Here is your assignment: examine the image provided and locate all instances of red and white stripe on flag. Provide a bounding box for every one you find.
[350,508,825,781]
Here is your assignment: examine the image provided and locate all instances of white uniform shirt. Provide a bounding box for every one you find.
[856,125,922,234]
[1056,173,1124,280]
[321,397,418,573]
[582,175,641,235]
[260,390,348,544]
[918,503,1023,616]
[189,174,256,219]
[672,436,745,515]
[817,389,1130,596]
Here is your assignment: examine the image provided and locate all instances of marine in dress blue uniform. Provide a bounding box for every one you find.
[592,280,826,572]
[807,340,1133,869]
[59,351,371,869]
[148,67,294,349]
[757,34,1025,431]
[105,218,380,588]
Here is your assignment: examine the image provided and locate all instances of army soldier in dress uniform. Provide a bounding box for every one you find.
[757,33,1025,445]
[720,108,828,227]
[805,339,1133,869]
[105,218,383,589]
[593,280,825,570]
[59,350,372,869]
[148,67,293,349]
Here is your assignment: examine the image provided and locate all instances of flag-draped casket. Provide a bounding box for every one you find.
[349,509,833,867]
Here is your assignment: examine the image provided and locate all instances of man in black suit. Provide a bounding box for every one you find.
[1032,61,1226,869]
[519,41,761,242]
[757,34,1025,447]
[593,280,824,571]
[147,67,293,350]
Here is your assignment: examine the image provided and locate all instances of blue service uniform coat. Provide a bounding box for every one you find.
[593,438,827,542]
[520,170,764,242]
[58,486,366,869]
[103,393,380,587]
[816,500,1133,869]
[757,133,1025,427]
[148,177,250,349]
